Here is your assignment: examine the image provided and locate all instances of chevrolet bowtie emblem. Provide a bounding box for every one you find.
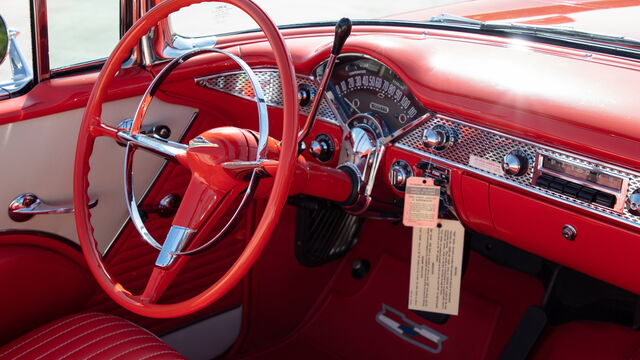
[189,136,219,148]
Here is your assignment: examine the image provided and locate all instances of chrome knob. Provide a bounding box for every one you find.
[308,134,334,162]
[628,190,640,216]
[502,150,529,176]
[424,129,445,147]
[561,224,577,241]
[297,84,313,106]
[309,140,327,156]
[422,124,453,151]
[389,160,413,191]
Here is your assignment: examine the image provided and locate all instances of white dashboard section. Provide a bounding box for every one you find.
[0,97,196,252]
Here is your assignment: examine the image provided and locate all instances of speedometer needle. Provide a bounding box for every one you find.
[344,98,361,114]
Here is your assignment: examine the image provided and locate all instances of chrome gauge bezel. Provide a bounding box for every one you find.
[314,53,432,144]
[346,113,385,139]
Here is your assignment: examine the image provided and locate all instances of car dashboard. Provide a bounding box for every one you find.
[188,26,640,293]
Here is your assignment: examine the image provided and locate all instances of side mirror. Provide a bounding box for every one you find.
[0,15,8,65]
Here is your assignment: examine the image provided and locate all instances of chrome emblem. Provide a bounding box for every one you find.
[189,136,219,148]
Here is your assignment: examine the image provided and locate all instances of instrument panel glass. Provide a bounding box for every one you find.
[321,55,427,136]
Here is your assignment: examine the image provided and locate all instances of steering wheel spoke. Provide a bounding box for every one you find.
[140,176,249,304]
[118,130,189,164]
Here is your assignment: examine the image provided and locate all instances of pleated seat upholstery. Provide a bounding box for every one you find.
[0,313,185,360]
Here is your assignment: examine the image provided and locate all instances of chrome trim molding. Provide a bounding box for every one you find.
[155,225,196,268]
[104,111,199,258]
[124,48,269,257]
[196,69,339,124]
[32,0,50,82]
[8,193,98,222]
[395,115,640,228]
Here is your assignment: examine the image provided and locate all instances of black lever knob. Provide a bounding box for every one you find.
[332,18,352,56]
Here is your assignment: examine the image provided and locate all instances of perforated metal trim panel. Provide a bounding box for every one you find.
[196,69,338,123]
[396,115,640,228]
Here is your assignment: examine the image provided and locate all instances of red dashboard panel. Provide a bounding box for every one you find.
[228,26,640,170]
[490,185,640,293]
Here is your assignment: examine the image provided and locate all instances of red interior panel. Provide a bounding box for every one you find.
[0,234,96,344]
[490,185,640,294]
[459,175,495,235]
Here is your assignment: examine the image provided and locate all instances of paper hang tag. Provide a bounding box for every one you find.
[408,220,465,315]
[403,177,440,228]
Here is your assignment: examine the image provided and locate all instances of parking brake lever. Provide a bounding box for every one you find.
[297,17,352,147]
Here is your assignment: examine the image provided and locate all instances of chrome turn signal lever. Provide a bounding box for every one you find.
[297,17,352,148]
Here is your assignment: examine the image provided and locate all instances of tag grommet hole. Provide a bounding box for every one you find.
[437,223,442,228]
[422,179,427,184]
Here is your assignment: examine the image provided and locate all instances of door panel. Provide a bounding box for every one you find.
[0,97,195,251]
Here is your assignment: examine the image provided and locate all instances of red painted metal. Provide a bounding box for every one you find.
[490,185,640,294]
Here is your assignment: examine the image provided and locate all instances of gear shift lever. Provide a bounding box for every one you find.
[297,18,352,146]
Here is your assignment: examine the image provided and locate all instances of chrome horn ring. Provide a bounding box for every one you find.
[124,47,269,254]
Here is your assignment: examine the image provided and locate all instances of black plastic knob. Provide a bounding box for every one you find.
[332,18,352,56]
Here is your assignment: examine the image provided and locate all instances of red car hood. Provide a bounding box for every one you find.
[386,0,640,43]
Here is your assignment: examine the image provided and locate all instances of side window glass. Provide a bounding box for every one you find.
[47,0,120,69]
[0,1,33,96]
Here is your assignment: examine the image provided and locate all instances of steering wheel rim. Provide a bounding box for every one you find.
[73,0,298,318]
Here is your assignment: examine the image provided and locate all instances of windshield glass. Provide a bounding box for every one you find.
[169,0,463,37]
[169,0,640,50]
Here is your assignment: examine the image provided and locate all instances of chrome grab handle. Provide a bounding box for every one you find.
[8,193,98,222]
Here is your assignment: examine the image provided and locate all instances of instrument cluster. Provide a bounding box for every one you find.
[319,55,428,139]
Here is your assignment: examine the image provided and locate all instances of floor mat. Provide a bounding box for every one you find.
[234,250,544,360]
[228,216,546,359]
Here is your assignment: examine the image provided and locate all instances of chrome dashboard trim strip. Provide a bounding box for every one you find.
[395,114,640,229]
[195,69,339,124]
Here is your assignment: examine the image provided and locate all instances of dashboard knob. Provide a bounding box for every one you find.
[309,140,328,157]
[422,124,453,151]
[424,129,445,147]
[389,160,413,191]
[628,190,640,216]
[297,84,313,107]
[308,134,334,162]
[502,150,530,176]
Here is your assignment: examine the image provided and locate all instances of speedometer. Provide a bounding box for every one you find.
[321,55,427,136]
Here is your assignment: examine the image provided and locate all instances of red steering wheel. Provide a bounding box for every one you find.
[73,0,298,318]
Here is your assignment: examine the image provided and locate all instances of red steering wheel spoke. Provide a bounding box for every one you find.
[140,176,248,304]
